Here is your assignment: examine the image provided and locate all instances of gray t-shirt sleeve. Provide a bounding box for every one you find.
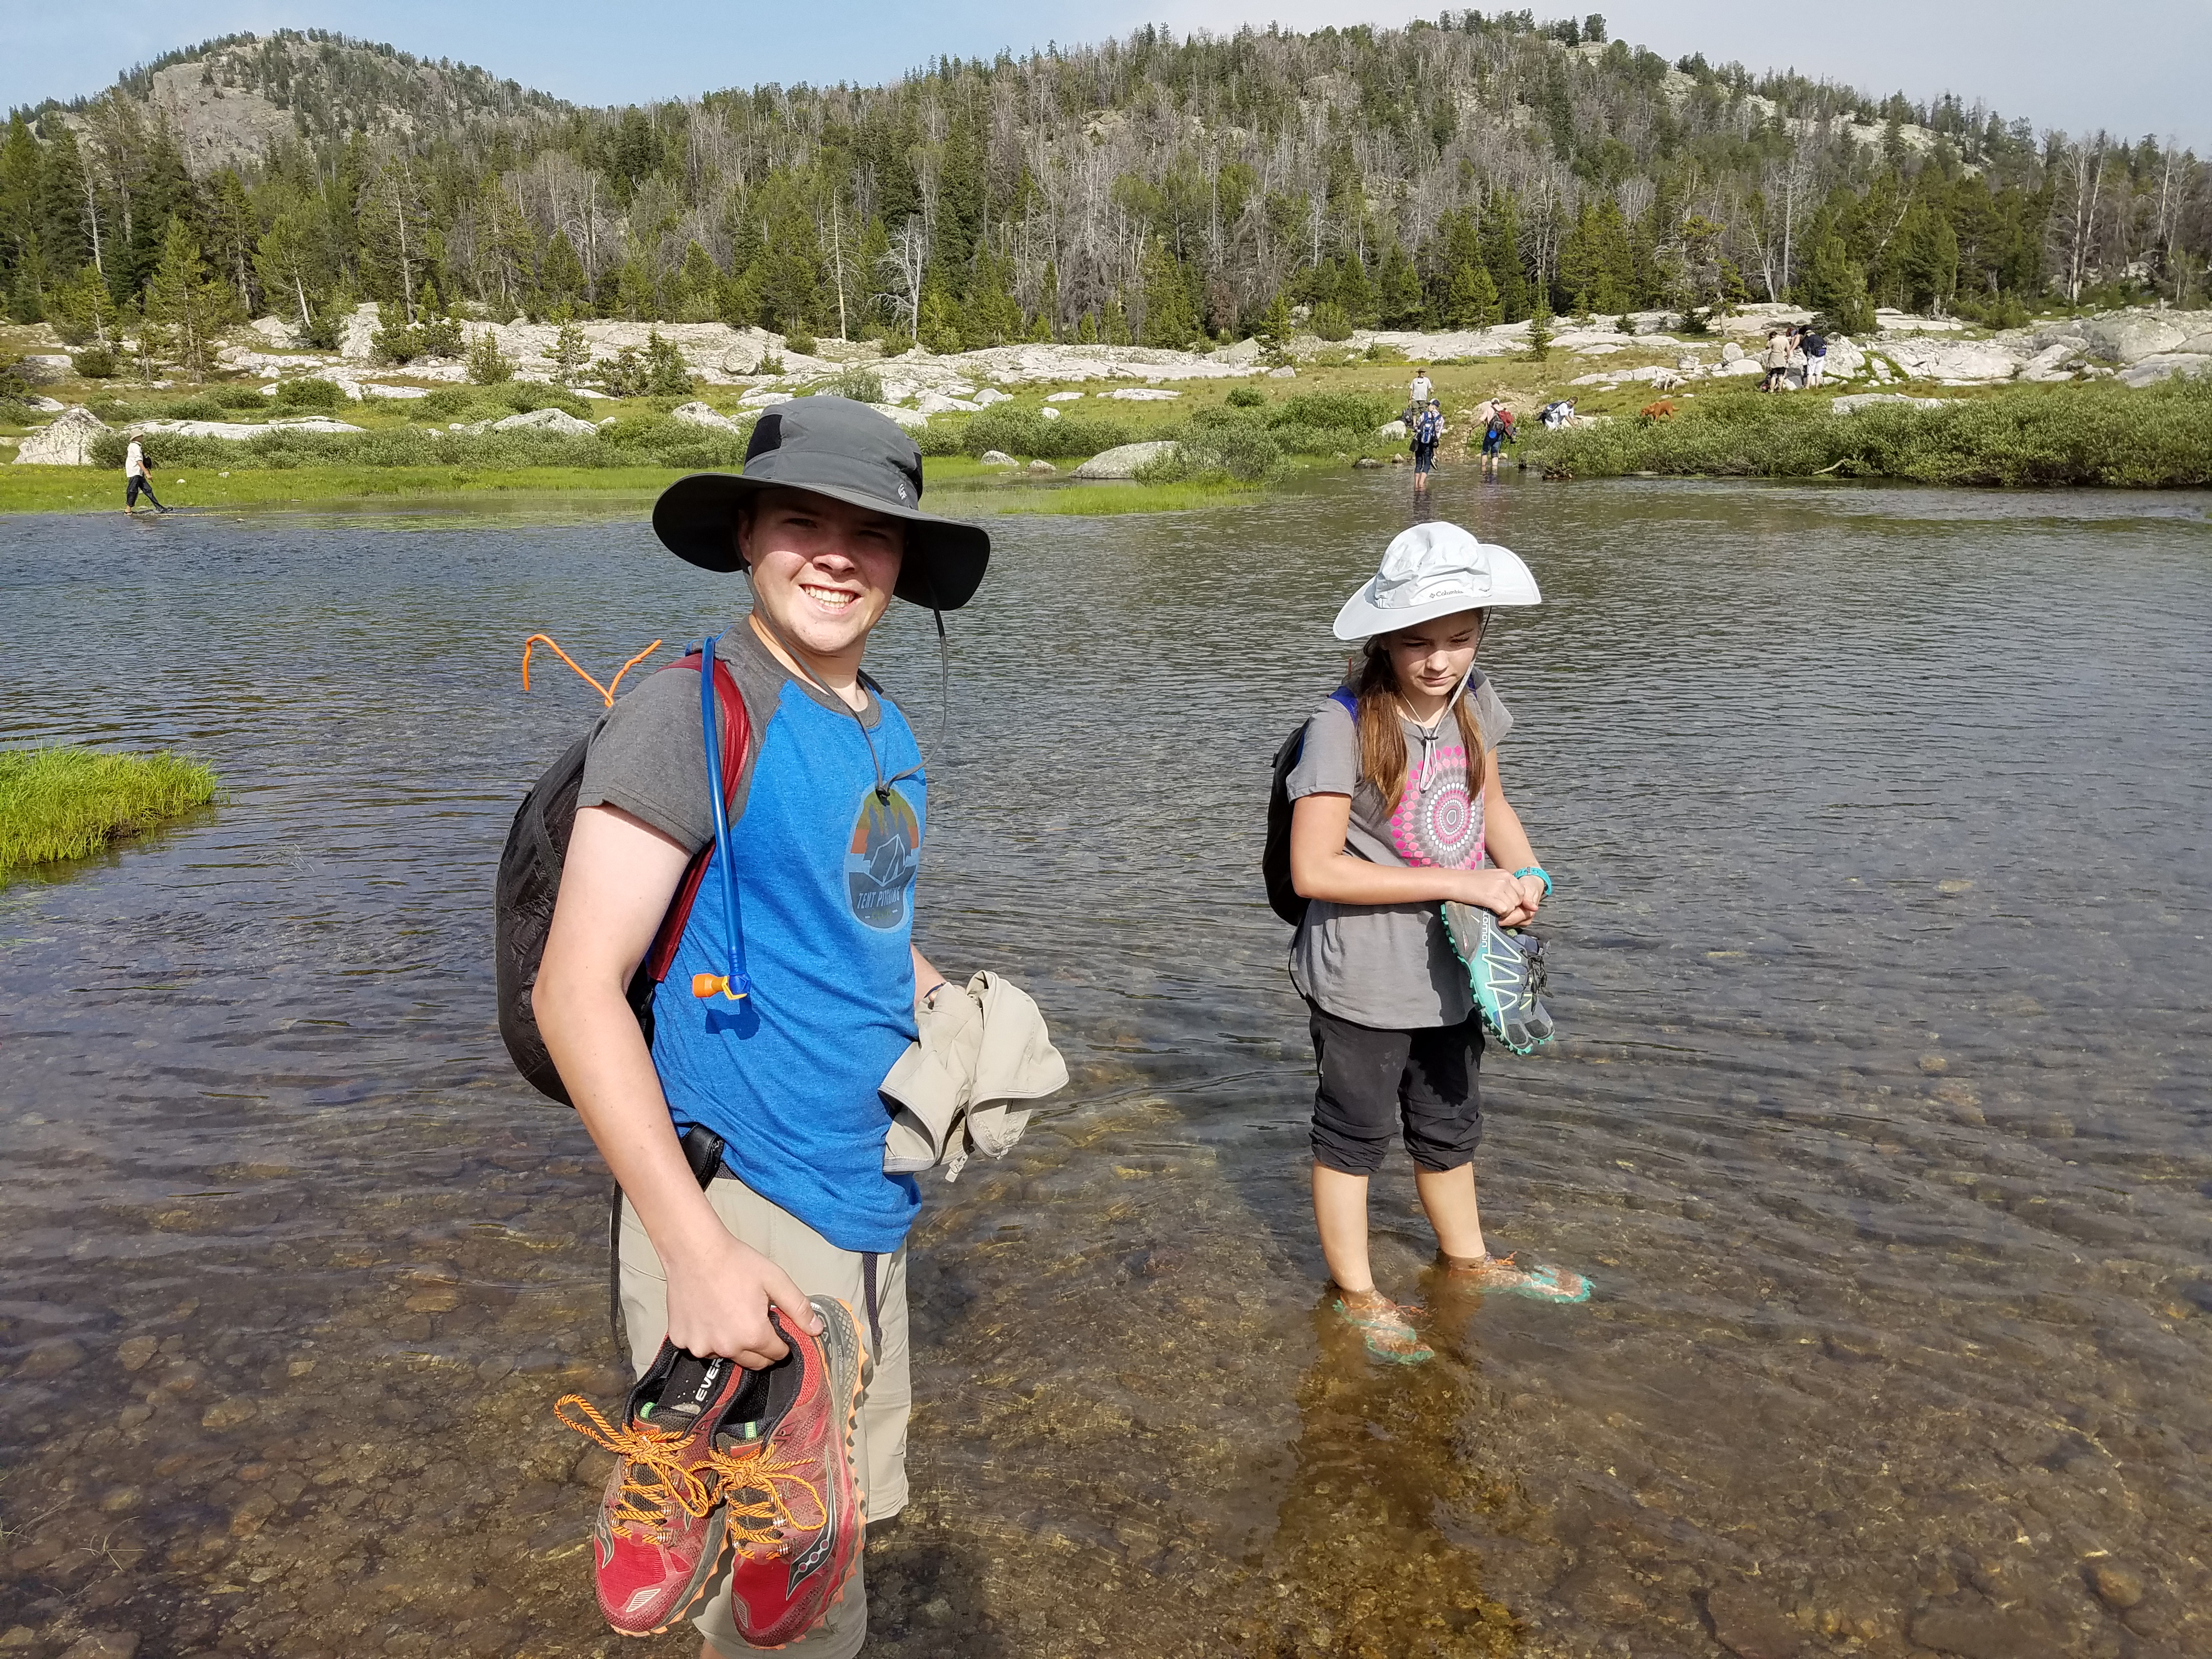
[1285,699,1358,801]
[1472,678,1514,749]
[577,667,715,854]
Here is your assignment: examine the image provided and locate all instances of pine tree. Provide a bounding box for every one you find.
[1375,240,1424,328]
[1525,291,1554,361]
[206,170,260,313]
[142,216,230,377]
[1480,191,1528,321]
[673,240,723,324]
[0,116,45,291]
[1445,260,1500,328]
[550,321,591,383]
[1138,238,1197,346]
[1798,230,1874,334]
[539,231,587,319]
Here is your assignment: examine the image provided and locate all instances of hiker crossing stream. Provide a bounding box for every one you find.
[2,474,2208,1656]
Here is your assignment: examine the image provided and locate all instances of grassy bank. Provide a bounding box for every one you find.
[0,747,218,882]
[1522,376,2212,487]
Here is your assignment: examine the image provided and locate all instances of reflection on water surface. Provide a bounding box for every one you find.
[2,474,2209,1659]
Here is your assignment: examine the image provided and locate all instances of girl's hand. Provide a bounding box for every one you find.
[1451,867,1530,920]
[1509,871,1547,921]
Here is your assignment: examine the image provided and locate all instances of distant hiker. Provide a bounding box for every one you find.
[122,437,169,514]
[1761,328,1791,392]
[532,396,997,1656]
[1480,405,1513,472]
[1801,326,1829,388]
[1412,399,1444,493]
[1538,399,1575,431]
[1408,369,1433,408]
[1279,523,1589,1363]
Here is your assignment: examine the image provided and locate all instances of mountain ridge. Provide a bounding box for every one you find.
[1,16,2204,358]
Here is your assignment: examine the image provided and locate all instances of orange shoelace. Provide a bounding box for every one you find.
[554,1393,720,1530]
[703,1439,830,1561]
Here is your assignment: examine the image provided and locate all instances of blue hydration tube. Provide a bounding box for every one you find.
[697,634,752,1000]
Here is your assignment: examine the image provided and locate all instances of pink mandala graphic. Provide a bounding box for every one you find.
[1389,744,1486,868]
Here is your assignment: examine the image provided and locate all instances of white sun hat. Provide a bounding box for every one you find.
[1331,521,1541,641]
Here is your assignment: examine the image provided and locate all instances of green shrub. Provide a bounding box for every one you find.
[1273,390,1398,432]
[1362,341,1407,363]
[498,380,589,416]
[465,329,516,383]
[1522,377,2212,486]
[275,378,347,410]
[1226,385,1266,408]
[72,346,120,379]
[643,331,694,396]
[1309,302,1354,342]
[159,396,228,420]
[416,315,465,357]
[1136,425,1284,484]
[878,332,915,358]
[955,404,1133,459]
[824,366,885,403]
[785,330,818,356]
[211,385,270,410]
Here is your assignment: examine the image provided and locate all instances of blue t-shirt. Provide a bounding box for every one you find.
[578,627,925,1254]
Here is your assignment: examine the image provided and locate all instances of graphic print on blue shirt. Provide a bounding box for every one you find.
[651,676,926,1254]
[847,786,921,929]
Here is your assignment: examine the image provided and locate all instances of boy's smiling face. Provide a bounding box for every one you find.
[738,487,906,666]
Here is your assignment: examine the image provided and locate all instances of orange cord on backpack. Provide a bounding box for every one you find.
[522,634,664,707]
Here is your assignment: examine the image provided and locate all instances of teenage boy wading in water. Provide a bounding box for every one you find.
[1285,523,1590,1363]
[535,397,988,1657]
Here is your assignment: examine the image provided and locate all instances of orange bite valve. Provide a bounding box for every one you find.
[693,973,746,1001]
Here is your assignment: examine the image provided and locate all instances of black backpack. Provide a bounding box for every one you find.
[494,651,752,1104]
[1261,688,1357,926]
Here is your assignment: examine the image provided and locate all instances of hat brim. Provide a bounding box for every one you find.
[652,472,991,611]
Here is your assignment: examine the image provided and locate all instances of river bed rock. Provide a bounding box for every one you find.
[12,406,108,465]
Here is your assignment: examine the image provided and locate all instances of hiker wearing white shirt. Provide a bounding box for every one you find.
[123,438,170,514]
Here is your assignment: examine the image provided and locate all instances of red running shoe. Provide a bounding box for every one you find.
[555,1341,748,1637]
[710,1296,868,1647]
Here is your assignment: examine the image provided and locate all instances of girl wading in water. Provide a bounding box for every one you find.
[1285,522,1589,1363]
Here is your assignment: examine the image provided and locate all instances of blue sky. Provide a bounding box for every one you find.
[10,1,2208,150]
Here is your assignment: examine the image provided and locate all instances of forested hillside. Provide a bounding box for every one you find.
[2,15,2205,369]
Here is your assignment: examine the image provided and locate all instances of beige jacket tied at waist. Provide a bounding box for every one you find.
[881,971,1066,1181]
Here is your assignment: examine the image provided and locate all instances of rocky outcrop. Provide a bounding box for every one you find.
[669,401,747,432]
[1832,394,1947,414]
[1073,441,1177,479]
[131,416,366,438]
[1105,387,1181,400]
[488,408,597,436]
[1871,337,2023,383]
[13,405,108,464]
[2119,353,2212,388]
[979,450,1019,467]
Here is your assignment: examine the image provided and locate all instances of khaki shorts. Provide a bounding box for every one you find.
[619,1176,911,1659]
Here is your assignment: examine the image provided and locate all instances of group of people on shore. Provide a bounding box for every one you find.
[1760,323,1830,392]
[514,390,1584,1655]
[1404,369,1522,488]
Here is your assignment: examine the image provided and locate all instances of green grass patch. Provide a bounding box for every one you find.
[981,480,1265,515]
[1523,377,2212,487]
[0,747,218,883]
[0,465,703,513]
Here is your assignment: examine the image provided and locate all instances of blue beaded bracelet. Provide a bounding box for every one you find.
[1513,865,1552,897]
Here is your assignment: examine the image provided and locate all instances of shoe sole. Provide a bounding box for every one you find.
[738,1297,870,1650]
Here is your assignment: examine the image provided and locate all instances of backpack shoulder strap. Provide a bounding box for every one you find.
[640,652,751,988]
[1328,686,1357,717]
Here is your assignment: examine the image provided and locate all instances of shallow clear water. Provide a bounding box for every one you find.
[2,473,2209,1659]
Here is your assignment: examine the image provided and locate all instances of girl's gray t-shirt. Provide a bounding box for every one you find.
[1285,675,1513,1030]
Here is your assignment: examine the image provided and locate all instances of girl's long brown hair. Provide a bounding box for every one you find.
[1352,618,1488,811]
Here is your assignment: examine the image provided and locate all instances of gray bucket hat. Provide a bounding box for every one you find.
[652,395,991,611]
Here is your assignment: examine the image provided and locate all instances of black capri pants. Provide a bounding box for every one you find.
[1308,1000,1484,1175]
